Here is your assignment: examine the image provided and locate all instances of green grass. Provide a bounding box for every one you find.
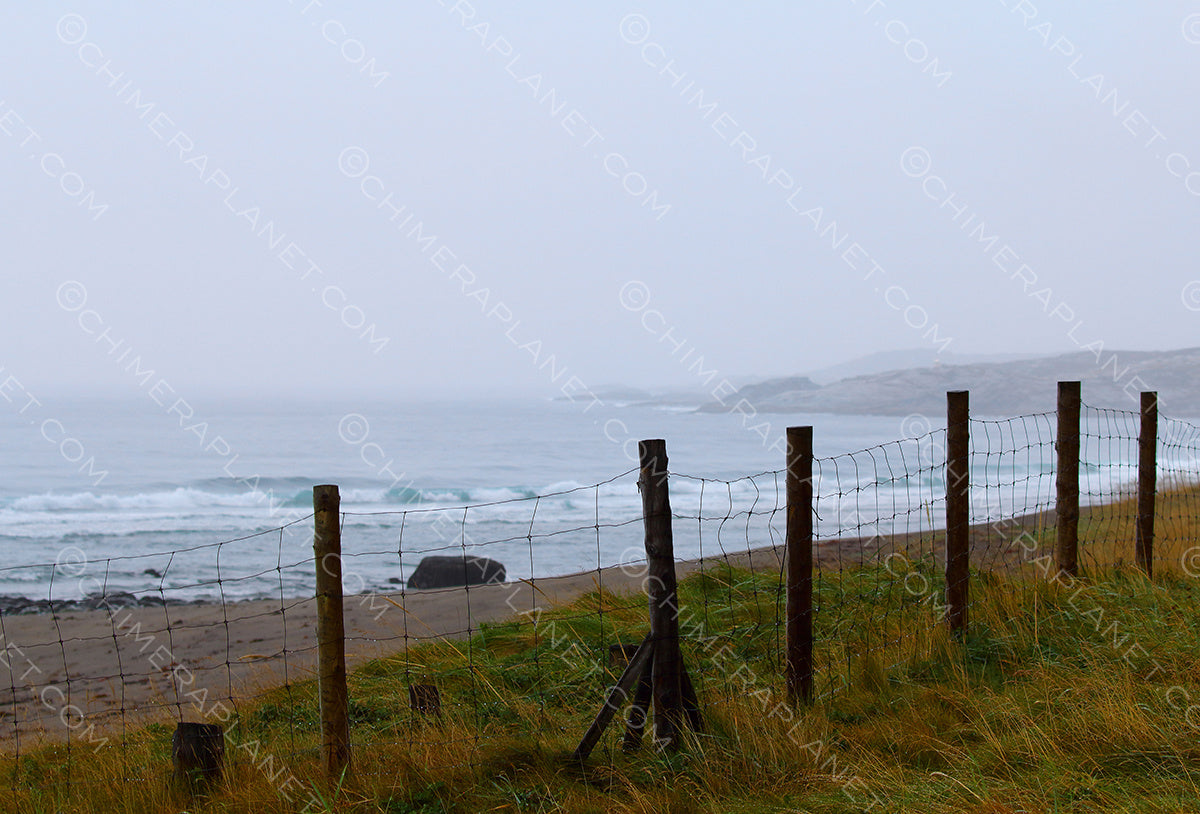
[6,551,1200,812]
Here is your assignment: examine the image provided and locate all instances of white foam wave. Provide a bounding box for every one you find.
[11,488,281,512]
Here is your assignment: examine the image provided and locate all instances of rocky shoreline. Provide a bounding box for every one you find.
[0,591,213,616]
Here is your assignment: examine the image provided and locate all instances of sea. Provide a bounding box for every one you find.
[0,397,1172,603]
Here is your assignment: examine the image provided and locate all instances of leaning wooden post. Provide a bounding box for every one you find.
[945,391,970,635]
[638,439,683,749]
[1055,381,1082,578]
[786,426,814,706]
[314,484,351,778]
[1136,392,1158,577]
[573,632,654,761]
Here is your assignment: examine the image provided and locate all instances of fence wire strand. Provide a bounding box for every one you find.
[0,405,1197,802]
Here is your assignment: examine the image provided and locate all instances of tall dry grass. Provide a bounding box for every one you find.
[1,484,1198,812]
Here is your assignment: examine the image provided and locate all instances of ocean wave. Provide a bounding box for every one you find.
[10,488,283,512]
[191,475,319,492]
[4,481,629,516]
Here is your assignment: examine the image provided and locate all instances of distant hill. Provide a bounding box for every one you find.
[801,349,1048,385]
[698,348,1200,417]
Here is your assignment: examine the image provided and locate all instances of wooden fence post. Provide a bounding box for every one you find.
[945,391,970,635]
[1136,392,1158,577]
[171,721,224,788]
[638,439,683,749]
[1055,381,1081,578]
[786,426,814,706]
[314,484,351,778]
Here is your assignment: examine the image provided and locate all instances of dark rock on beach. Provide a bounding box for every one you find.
[0,596,77,615]
[0,591,187,616]
[80,591,139,610]
[0,596,48,615]
[406,556,506,590]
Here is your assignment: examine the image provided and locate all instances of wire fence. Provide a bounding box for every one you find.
[0,390,1198,806]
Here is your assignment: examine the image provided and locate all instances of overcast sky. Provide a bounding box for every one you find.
[3,1,1199,399]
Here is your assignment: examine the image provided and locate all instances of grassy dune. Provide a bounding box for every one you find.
[4,486,1200,812]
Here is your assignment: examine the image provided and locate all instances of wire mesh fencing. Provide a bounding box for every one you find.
[0,389,1197,805]
[1159,413,1200,572]
[0,514,318,792]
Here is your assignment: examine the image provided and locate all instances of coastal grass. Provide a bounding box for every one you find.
[3,490,1200,811]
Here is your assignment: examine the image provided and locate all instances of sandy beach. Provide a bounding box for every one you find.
[0,512,1043,751]
[0,545,799,748]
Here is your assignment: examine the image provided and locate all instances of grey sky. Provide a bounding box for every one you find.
[3,1,1198,399]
